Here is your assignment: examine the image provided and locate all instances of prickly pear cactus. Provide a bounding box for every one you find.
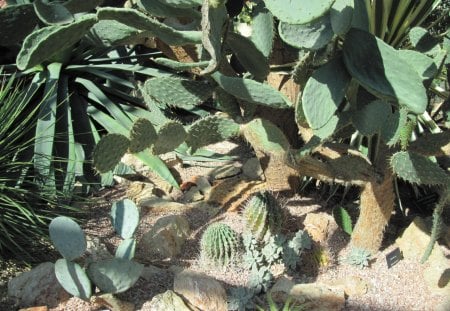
[151,120,186,155]
[128,118,157,153]
[49,216,87,261]
[200,222,240,266]
[54,259,92,300]
[110,199,140,239]
[93,133,130,173]
[243,191,284,241]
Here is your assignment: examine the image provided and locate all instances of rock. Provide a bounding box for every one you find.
[270,277,345,311]
[242,158,264,180]
[146,290,191,311]
[127,181,156,203]
[139,197,194,213]
[84,235,112,263]
[8,262,69,308]
[139,215,190,259]
[181,186,205,203]
[174,270,227,311]
[18,307,48,311]
[327,276,368,297]
[209,165,242,180]
[303,212,337,244]
[396,217,450,295]
[92,293,134,311]
[140,265,166,281]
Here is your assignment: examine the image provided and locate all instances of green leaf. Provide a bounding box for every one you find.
[333,206,353,235]
[343,28,427,114]
[135,152,180,189]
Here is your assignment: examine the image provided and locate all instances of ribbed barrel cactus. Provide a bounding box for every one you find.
[200,222,240,266]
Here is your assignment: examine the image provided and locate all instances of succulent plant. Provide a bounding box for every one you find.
[93,133,130,174]
[344,247,372,269]
[227,286,255,311]
[200,222,241,267]
[243,191,284,241]
[128,118,157,153]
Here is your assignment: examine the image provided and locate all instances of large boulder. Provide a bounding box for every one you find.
[145,290,191,311]
[139,215,190,259]
[174,270,227,311]
[8,262,69,308]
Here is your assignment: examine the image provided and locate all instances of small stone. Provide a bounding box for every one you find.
[209,165,242,180]
[242,158,264,180]
[127,181,155,203]
[8,262,70,308]
[139,215,190,259]
[140,265,166,281]
[92,293,134,311]
[270,277,345,311]
[18,307,48,311]
[303,212,337,244]
[327,276,368,297]
[84,235,112,263]
[181,186,205,203]
[146,290,191,311]
[174,270,227,311]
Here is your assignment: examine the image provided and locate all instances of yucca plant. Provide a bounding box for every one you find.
[0,72,80,261]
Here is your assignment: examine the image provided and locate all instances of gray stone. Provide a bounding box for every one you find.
[209,165,242,180]
[146,290,192,311]
[174,270,227,311]
[242,158,264,180]
[327,276,368,297]
[139,197,194,213]
[84,235,112,263]
[8,262,70,308]
[270,277,345,311]
[139,215,190,259]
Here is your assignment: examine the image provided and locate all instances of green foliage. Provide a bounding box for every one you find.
[152,120,187,155]
[50,199,143,299]
[332,206,353,235]
[344,247,372,269]
[243,191,284,241]
[200,222,240,267]
[93,134,130,174]
[256,293,306,311]
[128,118,157,154]
[227,286,255,311]
[264,0,334,24]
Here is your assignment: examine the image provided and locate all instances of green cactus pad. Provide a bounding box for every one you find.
[111,199,140,239]
[330,0,354,35]
[143,77,214,109]
[185,115,240,151]
[93,133,130,173]
[264,0,334,24]
[153,58,209,71]
[0,4,39,46]
[227,32,270,80]
[391,151,450,186]
[242,118,290,154]
[396,50,438,81]
[163,0,202,9]
[243,191,284,241]
[380,107,408,147]
[16,14,97,70]
[351,100,392,136]
[200,223,240,266]
[152,121,187,155]
[33,0,74,25]
[343,28,427,114]
[97,8,202,45]
[89,20,146,47]
[129,118,157,153]
[64,0,103,14]
[332,206,353,235]
[115,238,136,260]
[214,88,242,118]
[55,259,92,300]
[302,56,351,130]
[250,1,274,58]
[279,14,334,50]
[88,258,144,294]
[137,0,201,18]
[409,131,450,157]
[49,216,87,261]
[211,72,291,108]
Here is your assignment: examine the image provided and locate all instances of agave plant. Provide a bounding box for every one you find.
[0,71,80,261]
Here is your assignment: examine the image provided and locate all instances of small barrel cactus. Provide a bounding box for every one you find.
[243,191,284,241]
[200,223,240,266]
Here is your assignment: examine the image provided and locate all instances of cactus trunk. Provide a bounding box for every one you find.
[350,169,395,253]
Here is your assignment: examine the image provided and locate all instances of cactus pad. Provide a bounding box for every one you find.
[152,121,187,155]
[409,131,450,157]
[33,0,74,25]
[351,100,392,136]
[185,115,240,151]
[143,77,214,109]
[128,118,157,153]
[302,56,351,130]
[110,199,140,239]
[200,223,240,266]
[250,1,274,58]
[391,151,450,186]
[49,216,86,261]
[93,133,130,173]
[330,0,354,36]
[55,259,92,300]
[0,4,39,46]
[278,14,334,50]
[88,257,143,294]
[264,0,334,24]
[243,191,284,241]
[343,28,427,114]
[115,238,136,260]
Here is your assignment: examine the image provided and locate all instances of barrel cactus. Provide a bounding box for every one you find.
[242,191,284,241]
[200,222,240,266]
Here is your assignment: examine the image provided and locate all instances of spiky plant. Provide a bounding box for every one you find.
[200,222,241,267]
[0,73,80,261]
